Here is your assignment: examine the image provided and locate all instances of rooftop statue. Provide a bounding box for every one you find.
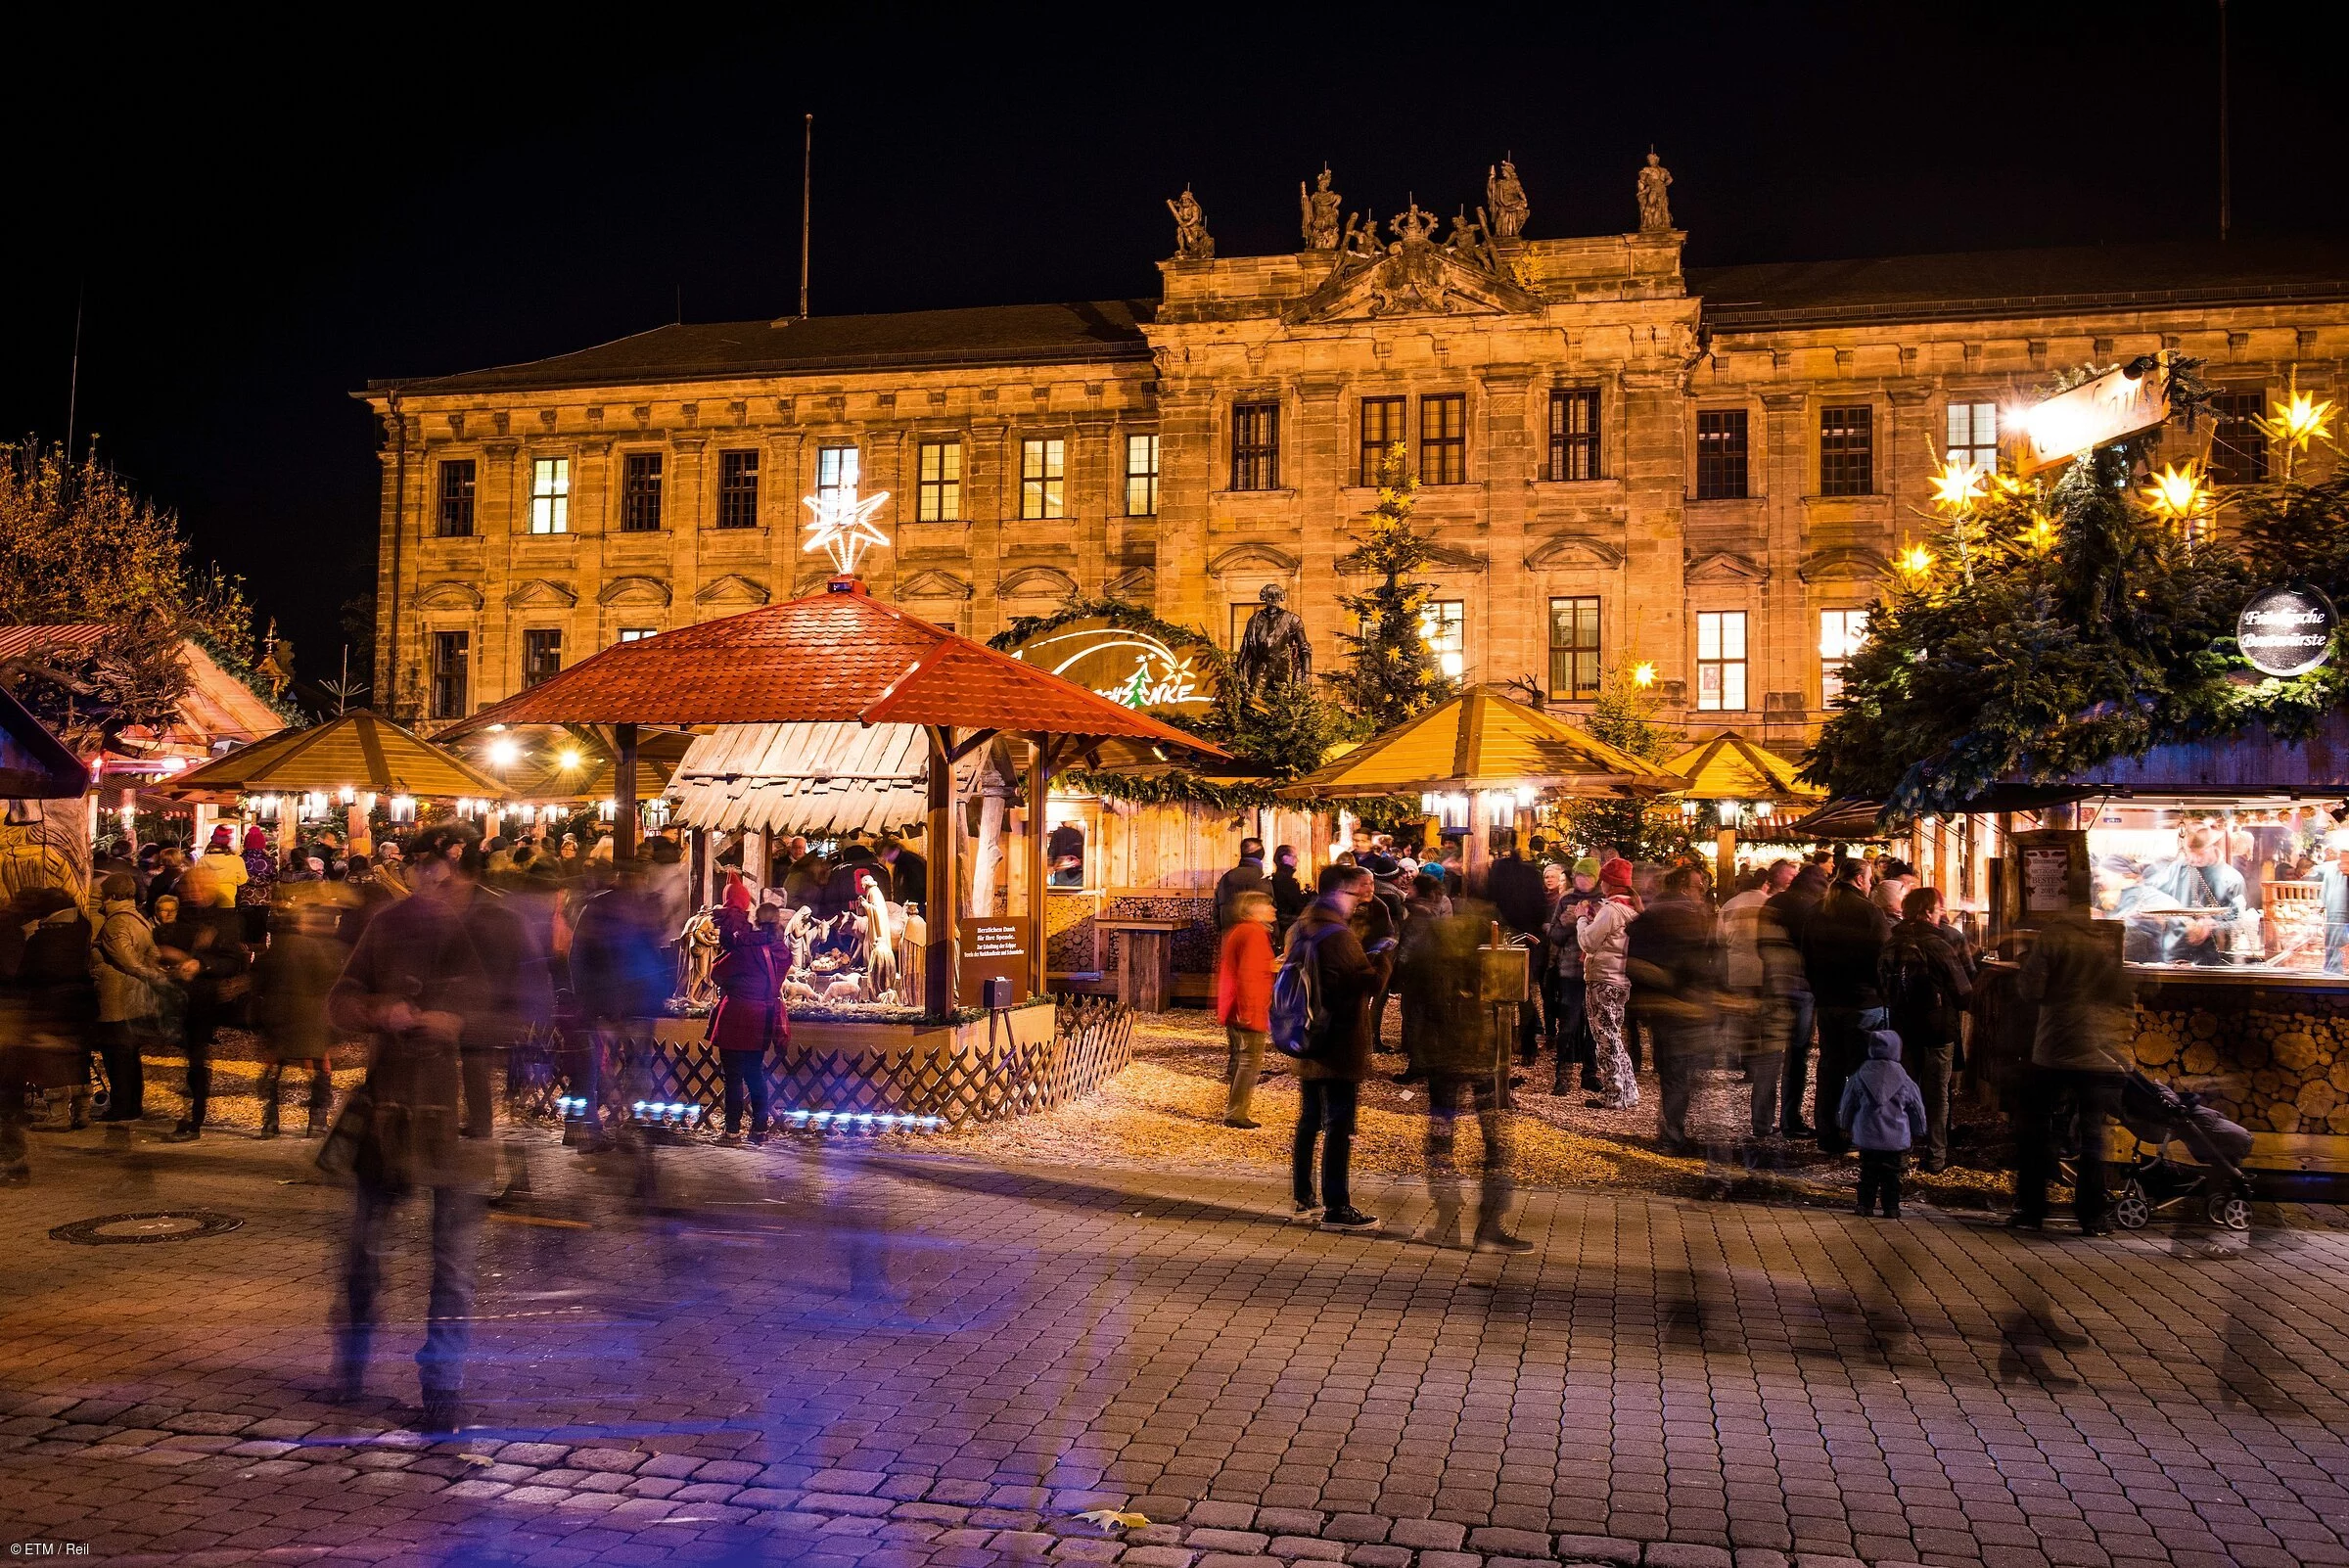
[1168,185,1214,260]
[1637,150,1674,233]
[1300,165,1342,251]
[1485,159,1528,241]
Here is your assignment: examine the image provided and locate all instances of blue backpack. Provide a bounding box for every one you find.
[1269,923,1333,1058]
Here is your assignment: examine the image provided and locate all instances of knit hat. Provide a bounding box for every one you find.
[1572,855,1602,879]
[1600,857,1635,892]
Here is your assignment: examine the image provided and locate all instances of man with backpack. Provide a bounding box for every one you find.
[1878,886,1974,1172]
[1799,857,1891,1158]
[1272,864,1382,1231]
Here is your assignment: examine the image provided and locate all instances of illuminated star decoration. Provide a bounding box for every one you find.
[2140,460,2213,526]
[802,483,893,575]
[2250,370,2337,481]
[1899,543,1935,577]
[1926,456,1990,516]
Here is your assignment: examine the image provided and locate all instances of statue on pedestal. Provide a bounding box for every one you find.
[1234,584,1313,693]
[1168,186,1214,260]
[1636,149,1675,233]
[1300,165,1342,251]
[1485,159,1528,241]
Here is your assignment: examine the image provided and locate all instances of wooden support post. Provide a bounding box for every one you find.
[925,725,959,1018]
[1028,732,1050,1001]
[691,825,711,910]
[1716,825,1737,882]
[1464,789,1491,897]
[615,722,639,862]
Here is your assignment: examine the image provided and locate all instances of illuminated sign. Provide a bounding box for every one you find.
[1005,620,1219,715]
[2013,356,2170,475]
[2238,582,2338,678]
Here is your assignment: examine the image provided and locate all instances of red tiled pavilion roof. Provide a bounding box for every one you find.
[445,580,1225,756]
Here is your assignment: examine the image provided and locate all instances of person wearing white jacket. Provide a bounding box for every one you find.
[1579,858,1641,1110]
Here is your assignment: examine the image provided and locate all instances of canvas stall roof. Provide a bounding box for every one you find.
[446,581,1224,756]
[1662,729,1821,803]
[1287,686,1685,797]
[668,721,1008,838]
[163,713,509,802]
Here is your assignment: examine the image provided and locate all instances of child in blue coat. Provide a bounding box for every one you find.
[1838,1029,1929,1218]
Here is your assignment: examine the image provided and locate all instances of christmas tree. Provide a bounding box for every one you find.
[1328,442,1451,732]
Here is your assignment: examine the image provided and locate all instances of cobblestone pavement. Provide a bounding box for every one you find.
[4,1122,2348,1567]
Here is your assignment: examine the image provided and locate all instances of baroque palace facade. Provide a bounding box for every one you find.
[366,161,2349,745]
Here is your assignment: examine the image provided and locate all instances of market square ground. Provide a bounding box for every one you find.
[4,1027,2347,1568]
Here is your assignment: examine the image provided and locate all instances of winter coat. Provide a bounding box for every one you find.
[1879,916,1973,1051]
[1762,869,1826,996]
[1579,896,1638,987]
[92,899,170,1023]
[328,886,493,1191]
[1487,854,1548,939]
[1269,867,1308,930]
[1215,919,1275,1033]
[1289,897,1377,1082]
[2018,913,2133,1073]
[707,908,784,1054]
[1717,888,1771,992]
[1396,907,1497,1078]
[1214,856,1267,929]
[1837,1031,1930,1152]
[569,886,671,1022]
[1800,883,1892,1010]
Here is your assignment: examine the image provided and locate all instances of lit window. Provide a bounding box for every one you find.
[1231,401,1280,490]
[622,452,663,531]
[1021,438,1065,520]
[917,440,962,522]
[430,631,470,718]
[438,460,476,537]
[530,457,570,534]
[1548,597,1601,700]
[1548,389,1599,481]
[1696,610,1748,711]
[717,449,760,529]
[817,444,860,502]
[1420,600,1465,679]
[1421,393,1466,485]
[523,628,562,687]
[1819,608,1869,708]
[1695,409,1748,499]
[1125,434,1159,517]
[617,627,656,644]
[1819,405,1873,496]
[2209,392,2270,484]
[1945,401,1998,473]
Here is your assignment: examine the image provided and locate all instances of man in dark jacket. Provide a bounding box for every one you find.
[1290,864,1381,1231]
[1215,839,1268,929]
[1879,886,1973,1172]
[566,860,670,1151]
[1627,865,1721,1156]
[1545,858,1605,1093]
[878,834,929,908]
[2011,911,2134,1233]
[1799,858,1892,1157]
[1764,862,1826,1137]
[1486,833,1549,1065]
[1398,900,1530,1251]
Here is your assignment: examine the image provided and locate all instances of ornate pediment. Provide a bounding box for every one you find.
[1524,534,1626,571]
[1209,543,1301,576]
[1798,545,1891,584]
[695,573,769,607]
[415,580,484,611]
[1684,550,1768,585]
[598,575,671,607]
[1104,566,1156,599]
[1284,206,1540,324]
[505,577,577,609]
[897,569,973,601]
[1000,564,1081,600]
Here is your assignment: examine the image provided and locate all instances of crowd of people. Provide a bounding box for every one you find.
[1210,825,2128,1243]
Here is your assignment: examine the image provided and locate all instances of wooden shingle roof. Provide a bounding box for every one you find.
[1287,687,1683,797]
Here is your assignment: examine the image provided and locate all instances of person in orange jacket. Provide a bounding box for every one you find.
[1216,890,1278,1129]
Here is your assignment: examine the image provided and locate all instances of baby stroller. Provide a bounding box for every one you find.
[2108,1070,2254,1231]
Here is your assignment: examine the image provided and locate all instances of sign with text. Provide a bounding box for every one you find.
[958,917,1034,1004]
[1004,621,1218,715]
[2014,358,2170,475]
[2238,581,2338,678]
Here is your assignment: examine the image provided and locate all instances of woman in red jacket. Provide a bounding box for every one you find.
[707,879,786,1143]
[1217,890,1278,1129]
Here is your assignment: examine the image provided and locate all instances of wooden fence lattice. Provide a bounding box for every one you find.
[504,995,1135,1130]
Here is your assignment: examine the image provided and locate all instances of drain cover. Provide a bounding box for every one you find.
[51,1211,243,1245]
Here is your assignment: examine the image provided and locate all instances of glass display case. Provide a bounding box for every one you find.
[2084,795,2349,977]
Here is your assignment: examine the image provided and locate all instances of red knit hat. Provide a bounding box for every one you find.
[1600,857,1635,892]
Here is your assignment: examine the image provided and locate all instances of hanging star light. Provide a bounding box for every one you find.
[1898,543,1935,577]
[1926,456,1990,515]
[2140,460,2213,526]
[2250,369,2337,480]
[802,482,893,575]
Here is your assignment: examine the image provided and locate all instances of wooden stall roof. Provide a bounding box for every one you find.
[670,721,932,836]
[1286,686,1685,797]
[1663,729,1822,803]
[440,579,1225,756]
[0,685,91,800]
[161,712,510,802]
[0,624,286,750]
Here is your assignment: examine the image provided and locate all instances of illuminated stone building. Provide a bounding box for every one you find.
[365,175,2349,744]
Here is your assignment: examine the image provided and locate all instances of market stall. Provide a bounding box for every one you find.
[160,711,510,854]
[1661,728,1823,877]
[1284,685,1685,891]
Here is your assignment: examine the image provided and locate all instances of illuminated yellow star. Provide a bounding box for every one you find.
[2021,512,2056,551]
[1926,457,1990,515]
[1632,662,1657,688]
[1899,544,1935,577]
[2140,461,2211,524]
[2252,384,2337,456]
[802,484,893,574]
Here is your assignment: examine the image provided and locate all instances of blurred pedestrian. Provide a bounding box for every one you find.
[1879,885,1974,1173]
[1725,859,1797,1135]
[1398,902,1529,1251]
[1765,859,1826,1136]
[1800,857,1890,1158]
[1487,831,1548,1066]
[707,882,783,1144]
[238,824,279,944]
[1628,864,1720,1157]
[1838,1029,1928,1218]
[91,872,176,1123]
[1544,857,1603,1095]
[567,857,671,1152]
[2010,911,2134,1235]
[254,866,355,1138]
[1285,864,1381,1231]
[1215,889,1276,1128]
[0,888,94,1181]
[152,862,248,1142]
[324,822,530,1433]
[1579,858,1641,1110]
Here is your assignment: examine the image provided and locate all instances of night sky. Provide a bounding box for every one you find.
[6,5,2345,686]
